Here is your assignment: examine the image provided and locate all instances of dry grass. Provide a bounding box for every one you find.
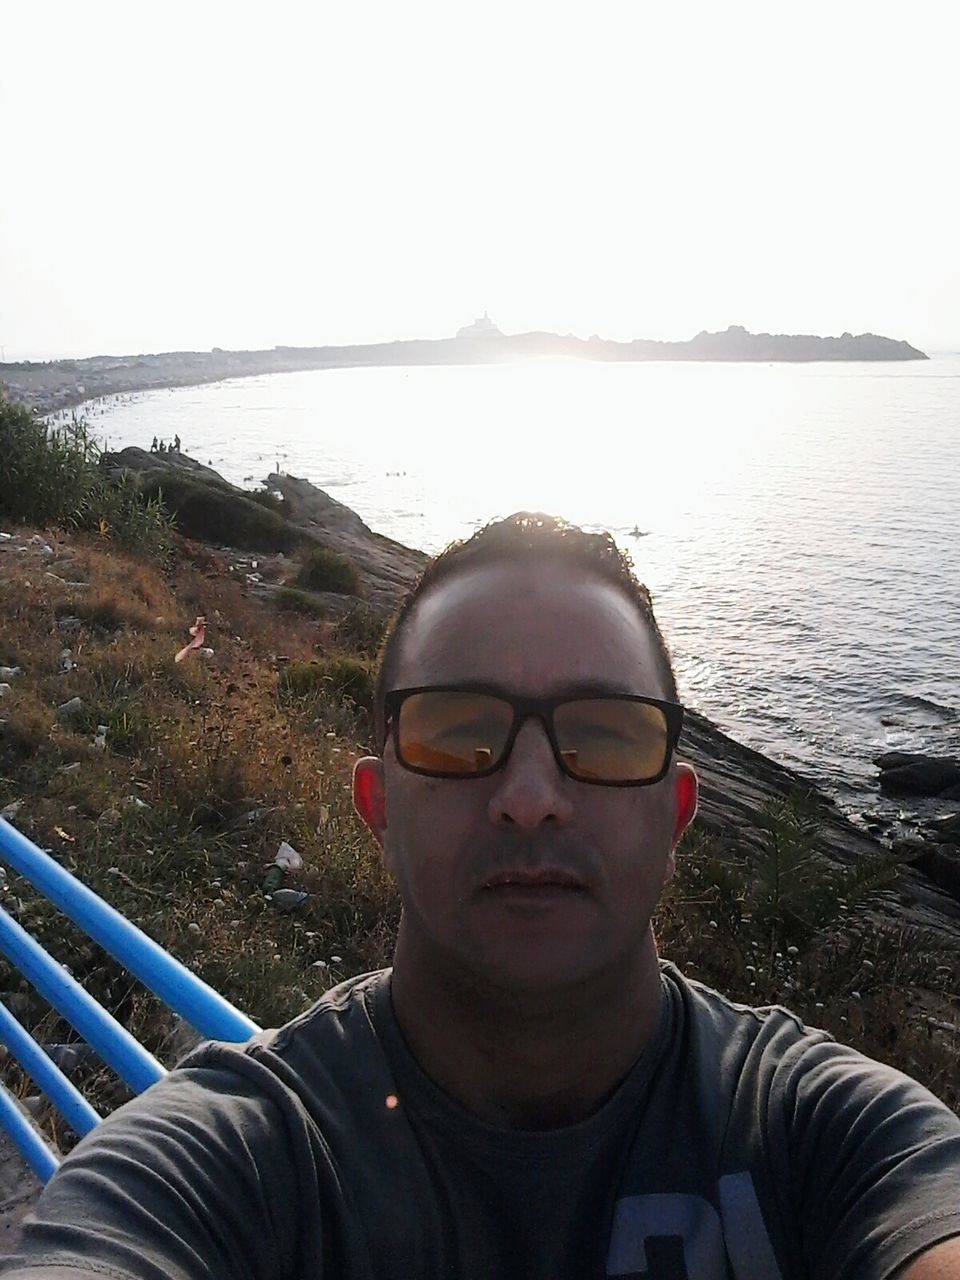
[0,525,396,1152]
[0,523,957,1159]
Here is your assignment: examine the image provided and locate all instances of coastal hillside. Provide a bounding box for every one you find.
[1,421,958,1172]
[1,324,927,417]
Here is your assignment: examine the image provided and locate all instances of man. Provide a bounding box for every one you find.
[6,514,960,1279]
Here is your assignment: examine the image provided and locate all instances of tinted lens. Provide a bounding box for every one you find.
[397,691,514,775]
[553,698,669,782]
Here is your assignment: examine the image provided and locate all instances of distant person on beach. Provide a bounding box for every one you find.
[158,439,166,453]
[150,436,158,452]
[174,433,181,452]
[9,514,960,1279]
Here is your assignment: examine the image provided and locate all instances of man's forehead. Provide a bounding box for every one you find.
[393,559,664,694]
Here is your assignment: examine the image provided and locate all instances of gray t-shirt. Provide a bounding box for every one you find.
[5,962,960,1279]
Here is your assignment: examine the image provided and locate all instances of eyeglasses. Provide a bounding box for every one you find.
[383,685,684,787]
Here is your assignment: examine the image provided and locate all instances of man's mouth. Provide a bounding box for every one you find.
[481,868,589,893]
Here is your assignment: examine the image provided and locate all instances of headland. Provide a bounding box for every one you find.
[1,324,929,418]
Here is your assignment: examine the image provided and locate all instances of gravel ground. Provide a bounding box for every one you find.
[0,1133,42,1257]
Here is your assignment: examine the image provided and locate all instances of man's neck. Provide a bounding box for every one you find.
[388,928,663,1130]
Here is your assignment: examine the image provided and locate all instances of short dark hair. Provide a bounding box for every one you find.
[374,512,679,750]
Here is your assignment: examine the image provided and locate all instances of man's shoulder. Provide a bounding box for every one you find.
[178,967,393,1100]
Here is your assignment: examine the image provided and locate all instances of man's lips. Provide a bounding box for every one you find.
[481,868,589,891]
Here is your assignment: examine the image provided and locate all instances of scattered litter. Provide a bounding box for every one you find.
[1,799,23,819]
[274,841,303,872]
[57,696,85,720]
[262,865,285,894]
[43,1043,91,1072]
[124,796,150,810]
[53,826,75,843]
[0,666,22,681]
[175,615,207,663]
[272,889,308,912]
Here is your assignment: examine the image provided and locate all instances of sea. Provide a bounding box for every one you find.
[71,356,960,822]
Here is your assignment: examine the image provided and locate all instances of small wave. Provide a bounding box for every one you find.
[890,692,957,720]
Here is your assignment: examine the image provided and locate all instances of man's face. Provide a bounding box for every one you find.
[355,558,696,992]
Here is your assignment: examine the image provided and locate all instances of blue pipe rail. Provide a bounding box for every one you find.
[0,1085,60,1184]
[0,904,166,1094]
[0,817,258,1043]
[0,1000,100,1138]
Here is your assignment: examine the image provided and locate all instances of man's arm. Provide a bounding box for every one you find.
[898,1238,960,1279]
[775,1036,960,1280]
[2,1062,308,1280]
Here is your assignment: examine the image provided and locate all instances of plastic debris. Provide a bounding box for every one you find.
[175,615,207,663]
[43,1043,91,1072]
[57,696,85,720]
[274,841,303,872]
[272,889,308,912]
[261,865,285,894]
[53,826,75,843]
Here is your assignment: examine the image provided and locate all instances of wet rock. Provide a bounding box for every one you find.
[879,759,960,797]
[925,814,960,847]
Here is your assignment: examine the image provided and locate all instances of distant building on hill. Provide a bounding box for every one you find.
[456,312,502,339]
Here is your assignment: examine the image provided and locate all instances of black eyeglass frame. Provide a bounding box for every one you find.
[382,684,685,787]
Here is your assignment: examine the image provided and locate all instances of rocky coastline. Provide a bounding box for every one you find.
[99,447,960,935]
[1,324,928,418]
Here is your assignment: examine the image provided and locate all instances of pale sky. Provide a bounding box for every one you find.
[3,0,958,360]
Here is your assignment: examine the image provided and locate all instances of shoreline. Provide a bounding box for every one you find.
[1,326,928,418]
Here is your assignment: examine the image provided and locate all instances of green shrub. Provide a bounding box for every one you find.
[296,547,360,596]
[332,604,387,657]
[0,402,173,558]
[280,656,374,711]
[274,587,328,619]
[137,472,300,553]
[245,488,291,519]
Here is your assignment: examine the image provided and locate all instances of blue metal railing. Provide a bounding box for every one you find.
[0,816,259,1181]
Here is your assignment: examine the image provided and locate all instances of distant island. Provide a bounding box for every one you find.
[0,322,928,417]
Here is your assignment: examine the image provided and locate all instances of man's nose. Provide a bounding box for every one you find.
[487,718,575,829]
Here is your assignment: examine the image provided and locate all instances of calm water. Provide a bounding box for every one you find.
[83,357,960,816]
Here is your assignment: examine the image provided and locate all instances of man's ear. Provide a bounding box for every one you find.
[663,763,699,884]
[353,757,386,849]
